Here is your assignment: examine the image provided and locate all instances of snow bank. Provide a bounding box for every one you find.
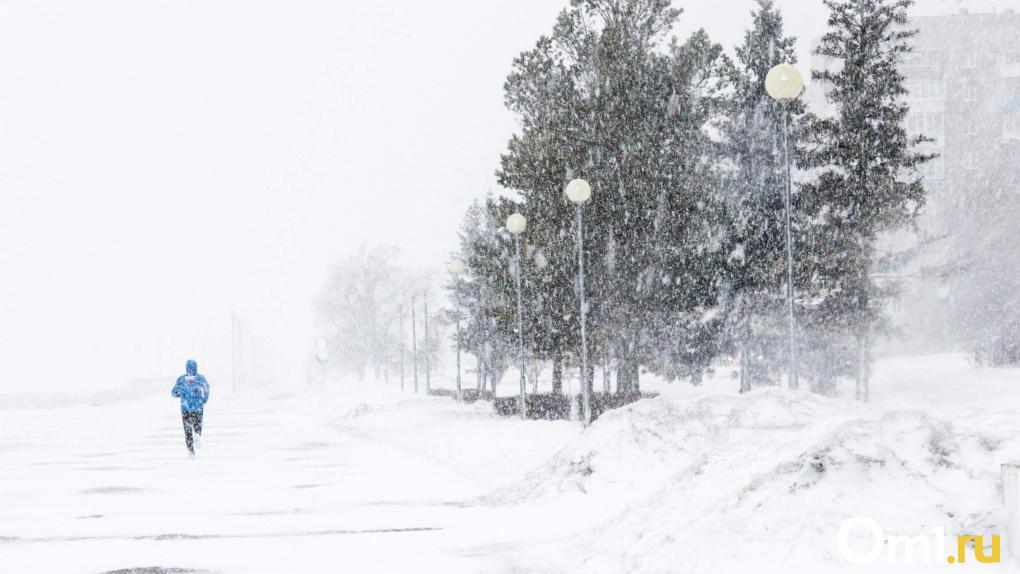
[327,390,580,496]
[500,388,1020,573]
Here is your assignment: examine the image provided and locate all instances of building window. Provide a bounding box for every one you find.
[1008,79,1020,100]
[904,50,943,68]
[906,78,946,100]
[1004,114,1020,138]
[963,83,978,102]
[923,154,945,180]
[907,112,922,134]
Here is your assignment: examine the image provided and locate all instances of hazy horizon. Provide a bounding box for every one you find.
[0,0,1010,392]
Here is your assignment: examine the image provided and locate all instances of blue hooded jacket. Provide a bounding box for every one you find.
[171,359,210,413]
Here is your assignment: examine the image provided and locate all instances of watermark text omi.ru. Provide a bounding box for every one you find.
[837,516,1001,565]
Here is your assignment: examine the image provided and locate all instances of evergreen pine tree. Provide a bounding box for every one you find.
[498,33,583,393]
[804,0,933,399]
[449,199,517,392]
[718,0,807,392]
[946,151,1020,365]
[498,0,729,392]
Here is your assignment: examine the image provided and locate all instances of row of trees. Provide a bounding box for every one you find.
[448,0,932,399]
[944,142,1020,366]
[317,245,448,386]
[316,244,523,395]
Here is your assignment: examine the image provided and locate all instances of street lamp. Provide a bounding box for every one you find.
[398,304,407,390]
[565,178,592,426]
[423,286,432,394]
[411,293,419,393]
[379,303,395,387]
[506,212,528,420]
[765,63,804,391]
[447,259,466,403]
[315,336,329,387]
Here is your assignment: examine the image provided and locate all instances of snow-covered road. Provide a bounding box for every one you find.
[0,388,577,574]
[3,355,1020,573]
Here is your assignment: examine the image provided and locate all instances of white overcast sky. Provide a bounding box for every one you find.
[0,0,1012,391]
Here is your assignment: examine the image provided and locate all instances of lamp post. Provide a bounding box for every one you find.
[765,63,805,391]
[506,212,528,420]
[399,304,405,390]
[565,178,593,426]
[411,293,419,393]
[379,303,394,387]
[423,287,431,394]
[315,336,329,387]
[448,260,466,403]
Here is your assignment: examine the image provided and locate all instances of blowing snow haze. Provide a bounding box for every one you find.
[0,1,561,391]
[0,0,1001,393]
[2,1,1020,573]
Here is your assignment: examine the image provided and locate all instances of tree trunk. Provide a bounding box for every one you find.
[488,362,497,395]
[738,316,753,393]
[586,360,596,395]
[612,354,636,395]
[552,353,563,395]
[602,350,611,395]
[476,355,483,392]
[617,361,630,393]
[864,333,872,403]
[856,329,871,402]
[855,265,872,402]
[739,344,750,394]
[616,348,632,393]
[617,353,638,393]
[815,345,837,397]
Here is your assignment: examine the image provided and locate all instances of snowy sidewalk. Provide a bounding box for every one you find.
[3,355,1020,573]
[0,387,574,573]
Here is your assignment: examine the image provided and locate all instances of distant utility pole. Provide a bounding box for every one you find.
[399,305,406,391]
[423,289,431,394]
[411,295,419,393]
[231,311,242,393]
[230,311,237,393]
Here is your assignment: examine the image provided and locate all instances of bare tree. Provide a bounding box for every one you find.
[318,245,402,380]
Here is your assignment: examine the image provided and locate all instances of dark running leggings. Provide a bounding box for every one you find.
[182,411,204,454]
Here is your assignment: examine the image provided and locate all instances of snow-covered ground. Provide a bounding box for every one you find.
[1,354,1018,573]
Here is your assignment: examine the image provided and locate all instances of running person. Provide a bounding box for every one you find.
[171,359,210,456]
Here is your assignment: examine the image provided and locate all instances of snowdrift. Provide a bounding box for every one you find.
[328,391,580,496]
[495,389,1020,573]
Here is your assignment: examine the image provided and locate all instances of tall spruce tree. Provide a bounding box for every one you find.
[318,245,402,381]
[640,29,729,386]
[498,0,729,392]
[498,33,584,393]
[946,151,1020,365]
[450,199,517,392]
[718,0,807,393]
[804,0,932,399]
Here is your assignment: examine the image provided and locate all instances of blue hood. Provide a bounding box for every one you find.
[173,360,209,413]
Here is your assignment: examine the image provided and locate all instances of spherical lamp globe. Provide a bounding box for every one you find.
[765,63,804,102]
[565,179,592,204]
[505,212,527,235]
[447,260,466,275]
